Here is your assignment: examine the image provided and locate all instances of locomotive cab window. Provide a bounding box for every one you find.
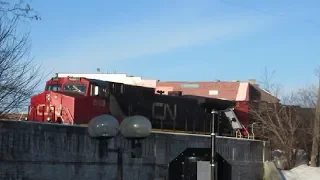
[45,84,61,92]
[90,84,109,97]
[63,84,86,94]
[91,84,99,96]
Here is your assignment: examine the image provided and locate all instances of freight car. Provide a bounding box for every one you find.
[27,76,245,136]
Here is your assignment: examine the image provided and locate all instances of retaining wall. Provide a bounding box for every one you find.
[0,120,269,180]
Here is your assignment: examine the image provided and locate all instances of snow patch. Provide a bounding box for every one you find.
[282,165,320,180]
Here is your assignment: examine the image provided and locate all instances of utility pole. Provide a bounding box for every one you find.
[311,69,320,167]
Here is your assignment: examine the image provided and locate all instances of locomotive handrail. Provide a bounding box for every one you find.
[54,106,65,124]
[53,105,73,125]
[62,106,74,125]
[243,125,250,139]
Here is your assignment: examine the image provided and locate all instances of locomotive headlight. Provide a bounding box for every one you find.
[46,94,50,101]
[47,117,51,121]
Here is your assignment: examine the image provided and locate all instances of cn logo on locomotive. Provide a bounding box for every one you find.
[152,102,177,121]
[36,104,57,116]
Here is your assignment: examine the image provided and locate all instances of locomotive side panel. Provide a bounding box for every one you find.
[109,83,236,135]
[113,89,213,133]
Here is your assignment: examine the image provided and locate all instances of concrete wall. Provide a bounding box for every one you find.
[0,120,269,180]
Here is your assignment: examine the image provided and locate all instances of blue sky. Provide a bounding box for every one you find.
[26,0,320,91]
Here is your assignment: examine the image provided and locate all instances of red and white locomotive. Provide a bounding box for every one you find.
[27,76,246,136]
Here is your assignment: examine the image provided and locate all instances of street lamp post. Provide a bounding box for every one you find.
[87,114,152,180]
[211,110,217,180]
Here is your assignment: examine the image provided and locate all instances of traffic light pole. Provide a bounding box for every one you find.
[211,110,217,180]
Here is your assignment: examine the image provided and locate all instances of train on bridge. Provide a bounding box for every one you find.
[27,76,248,137]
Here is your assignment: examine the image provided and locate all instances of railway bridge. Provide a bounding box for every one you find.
[0,120,269,179]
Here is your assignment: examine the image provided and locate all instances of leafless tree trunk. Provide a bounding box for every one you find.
[0,1,43,117]
[310,68,320,167]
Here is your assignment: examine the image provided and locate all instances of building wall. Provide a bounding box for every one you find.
[0,120,270,180]
[251,84,280,103]
[156,81,246,100]
[156,81,278,103]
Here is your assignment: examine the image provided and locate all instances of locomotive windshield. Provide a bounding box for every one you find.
[45,84,61,91]
[63,84,87,94]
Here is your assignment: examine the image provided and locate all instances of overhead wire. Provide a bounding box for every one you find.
[218,0,318,27]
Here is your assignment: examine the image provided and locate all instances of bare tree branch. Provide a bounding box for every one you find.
[0,0,40,21]
[258,67,283,98]
[0,1,44,117]
[294,85,317,108]
[252,68,315,169]
[250,99,313,169]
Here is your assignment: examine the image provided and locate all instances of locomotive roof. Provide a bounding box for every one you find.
[86,78,155,90]
[182,95,235,110]
[86,78,113,87]
[70,77,234,110]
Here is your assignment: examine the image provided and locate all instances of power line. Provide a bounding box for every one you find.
[219,0,318,26]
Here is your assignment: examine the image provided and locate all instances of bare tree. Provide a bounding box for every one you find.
[310,67,320,167]
[0,1,43,117]
[250,68,315,169]
[250,95,313,169]
[259,67,283,98]
[0,0,40,20]
[294,85,317,108]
